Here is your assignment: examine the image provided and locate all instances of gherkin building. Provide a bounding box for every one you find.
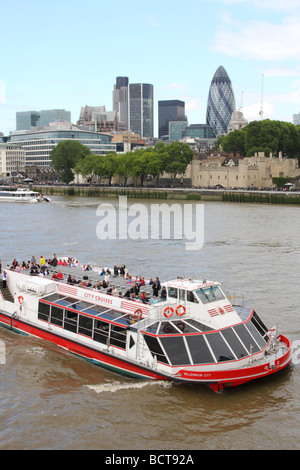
[206,66,236,136]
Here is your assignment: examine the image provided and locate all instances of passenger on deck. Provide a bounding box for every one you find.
[151,296,158,304]
[119,265,125,276]
[56,271,63,280]
[161,286,167,301]
[152,281,160,297]
[148,278,154,285]
[113,265,119,276]
[124,290,131,299]
[67,274,73,284]
[52,271,58,280]
[100,269,106,276]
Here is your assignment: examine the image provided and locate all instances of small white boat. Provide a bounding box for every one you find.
[0,187,51,203]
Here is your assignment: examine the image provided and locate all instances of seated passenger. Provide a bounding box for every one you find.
[56,271,63,280]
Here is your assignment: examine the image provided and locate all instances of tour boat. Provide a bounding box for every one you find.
[0,187,51,203]
[0,260,292,391]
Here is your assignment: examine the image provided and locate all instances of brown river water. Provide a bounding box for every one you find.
[0,195,299,450]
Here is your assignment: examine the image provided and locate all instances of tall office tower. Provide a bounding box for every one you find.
[206,66,236,136]
[16,111,41,130]
[113,76,129,129]
[158,100,186,139]
[128,83,153,138]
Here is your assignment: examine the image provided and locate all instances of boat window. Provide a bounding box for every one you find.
[38,301,50,322]
[158,322,179,335]
[221,327,248,359]
[179,289,186,301]
[245,321,268,349]
[233,324,260,354]
[143,335,169,364]
[159,337,191,366]
[186,335,215,364]
[195,286,225,304]
[110,325,126,349]
[168,287,177,299]
[146,322,159,334]
[184,319,214,332]
[42,293,63,303]
[187,291,198,303]
[251,311,268,337]
[50,306,64,327]
[64,309,78,333]
[205,332,235,362]
[94,320,110,344]
[78,314,93,337]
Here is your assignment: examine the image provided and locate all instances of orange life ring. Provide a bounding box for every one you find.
[18,295,24,305]
[133,308,143,320]
[176,305,186,316]
[164,306,174,318]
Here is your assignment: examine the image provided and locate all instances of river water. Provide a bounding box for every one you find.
[0,195,299,450]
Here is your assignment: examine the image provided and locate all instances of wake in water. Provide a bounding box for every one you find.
[85,380,173,394]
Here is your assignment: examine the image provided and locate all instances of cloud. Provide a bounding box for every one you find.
[211,16,300,61]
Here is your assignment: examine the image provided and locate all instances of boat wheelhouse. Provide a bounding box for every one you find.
[0,262,292,391]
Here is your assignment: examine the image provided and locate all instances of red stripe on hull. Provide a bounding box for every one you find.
[0,312,167,381]
[0,312,292,390]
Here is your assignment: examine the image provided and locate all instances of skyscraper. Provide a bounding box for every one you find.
[128,83,153,138]
[113,77,129,129]
[158,100,186,139]
[206,66,236,136]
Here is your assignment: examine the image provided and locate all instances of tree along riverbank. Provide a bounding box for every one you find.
[34,185,300,204]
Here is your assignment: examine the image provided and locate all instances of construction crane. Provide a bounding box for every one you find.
[259,74,264,119]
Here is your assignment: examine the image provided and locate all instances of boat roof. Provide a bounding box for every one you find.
[163,278,219,290]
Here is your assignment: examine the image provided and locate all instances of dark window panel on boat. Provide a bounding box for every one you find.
[221,327,248,359]
[38,301,50,321]
[184,319,214,332]
[78,314,93,337]
[64,310,78,333]
[251,311,268,336]
[233,324,261,354]
[50,306,64,327]
[160,337,191,366]
[186,335,215,364]
[205,332,235,362]
[42,293,63,303]
[145,322,159,334]
[168,287,178,299]
[143,335,169,364]
[158,322,178,335]
[245,321,268,349]
[110,325,127,349]
[94,320,109,344]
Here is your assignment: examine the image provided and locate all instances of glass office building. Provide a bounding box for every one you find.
[158,100,186,139]
[16,109,71,130]
[169,121,188,141]
[128,83,153,138]
[6,128,115,167]
[206,66,236,136]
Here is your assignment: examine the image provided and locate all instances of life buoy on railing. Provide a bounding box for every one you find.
[164,307,174,318]
[133,308,143,320]
[176,305,186,316]
[18,295,24,305]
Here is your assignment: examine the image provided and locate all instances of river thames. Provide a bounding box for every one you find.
[0,195,299,450]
